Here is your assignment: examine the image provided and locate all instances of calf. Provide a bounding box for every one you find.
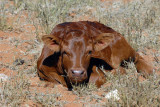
[37,21,154,89]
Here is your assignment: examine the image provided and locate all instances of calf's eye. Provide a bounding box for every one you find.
[63,51,70,57]
[88,51,92,54]
[63,51,68,55]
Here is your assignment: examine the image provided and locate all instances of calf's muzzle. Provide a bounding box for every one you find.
[68,68,87,83]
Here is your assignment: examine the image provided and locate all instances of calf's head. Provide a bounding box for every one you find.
[42,32,114,83]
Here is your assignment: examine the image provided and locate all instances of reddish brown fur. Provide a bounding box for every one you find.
[37,21,154,89]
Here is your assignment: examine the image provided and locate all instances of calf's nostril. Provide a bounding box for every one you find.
[72,70,84,76]
[72,70,75,74]
[80,71,84,75]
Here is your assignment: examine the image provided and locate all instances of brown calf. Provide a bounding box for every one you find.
[37,21,154,89]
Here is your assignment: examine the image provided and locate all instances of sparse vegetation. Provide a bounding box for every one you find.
[0,0,159,106]
[0,71,30,106]
[97,0,160,50]
[103,62,160,106]
[0,0,9,30]
[72,83,97,97]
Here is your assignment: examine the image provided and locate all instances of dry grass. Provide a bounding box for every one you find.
[98,0,160,50]
[0,71,30,106]
[72,83,97,97]
[0,0,12,31]
[0,0,159,106]
[102,62,160,106]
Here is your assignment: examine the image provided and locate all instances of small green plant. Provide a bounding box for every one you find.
[13,0,24,9]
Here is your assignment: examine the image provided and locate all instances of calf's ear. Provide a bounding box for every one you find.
[42,35,61,52]
[94,33,114,51]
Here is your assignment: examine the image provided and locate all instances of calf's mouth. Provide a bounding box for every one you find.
[66,69,88,84]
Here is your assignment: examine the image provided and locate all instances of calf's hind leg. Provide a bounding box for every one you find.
[134,53,154,75]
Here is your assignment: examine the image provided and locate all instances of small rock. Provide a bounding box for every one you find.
[105,89,120,100]
[0,73,9,81]
[13,58,25,65]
